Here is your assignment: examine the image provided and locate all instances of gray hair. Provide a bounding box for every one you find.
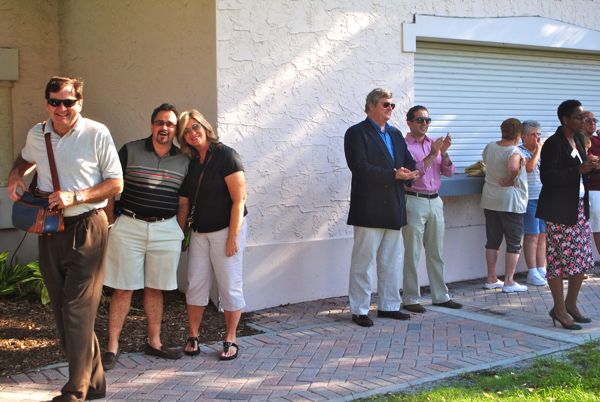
[521,120,541,136]
[365,88,392,113]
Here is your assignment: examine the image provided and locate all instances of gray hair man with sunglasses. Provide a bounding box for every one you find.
[101,103,189,370]
[401,105,462,314]
[344,88,420,327]
[7,76,123,402]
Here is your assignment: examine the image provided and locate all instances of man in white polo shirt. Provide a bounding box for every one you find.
[7,76,123,402]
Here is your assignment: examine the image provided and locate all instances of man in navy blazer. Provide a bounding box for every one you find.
[344,88,420,327]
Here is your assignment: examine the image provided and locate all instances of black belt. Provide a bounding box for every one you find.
[121,208,172,223]
[64,209,100,225]
[405,190,439,199]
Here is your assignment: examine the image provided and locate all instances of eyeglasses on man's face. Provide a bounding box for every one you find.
[48,98,78,108]
[412,117,432,124]
[183,123,204,136]
[153,120,177,128]
[382,101,396,110]
[585,117,598,124]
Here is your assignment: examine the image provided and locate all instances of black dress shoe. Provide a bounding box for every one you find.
[85,390,106,401]
[377,310,410,320]
[144,343,183,359]
[351,314,374,327]
[403,304,426,313]
[101,351,119,371]
[433,299,463,309]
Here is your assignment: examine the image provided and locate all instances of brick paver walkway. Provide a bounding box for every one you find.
[2,276,600,401]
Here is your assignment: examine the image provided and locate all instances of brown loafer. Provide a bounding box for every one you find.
[433,299,463,309]
[403,304,426,313]
[144,343,183,360]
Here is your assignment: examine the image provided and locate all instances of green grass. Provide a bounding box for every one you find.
[367,340,600,401]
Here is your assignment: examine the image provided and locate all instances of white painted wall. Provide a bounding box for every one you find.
[216,0,600,310]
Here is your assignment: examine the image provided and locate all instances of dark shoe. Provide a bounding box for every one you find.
[433,299,463,309]
[351,314,374,327]
[101,351,119,371]
[377,310,410,320]
[403,304,426,313]
[85,390,106,400]
[220,341,239,361]
[549,308,582,330]
[566,307,592,323]
[144,343,183,359]
[184,336,201,356]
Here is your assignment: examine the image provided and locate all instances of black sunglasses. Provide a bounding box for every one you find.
[412,117,432,124]
[382,102,396,110]
[48,98,78,108]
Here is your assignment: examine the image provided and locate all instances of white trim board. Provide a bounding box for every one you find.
[403,15,600,53]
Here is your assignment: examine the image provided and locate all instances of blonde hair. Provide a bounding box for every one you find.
[177,109,219,158]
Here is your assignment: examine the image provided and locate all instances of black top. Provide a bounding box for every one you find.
[179,142,248,233]
[536,127,590,225]
[344,118,416,230]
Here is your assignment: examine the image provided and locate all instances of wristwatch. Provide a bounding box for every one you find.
[74,190,84,204]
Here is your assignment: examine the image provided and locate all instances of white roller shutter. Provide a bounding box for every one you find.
[415,42,600,171]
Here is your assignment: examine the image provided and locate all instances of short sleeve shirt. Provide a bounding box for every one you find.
[21,117,122,217]
[179,143,248,232]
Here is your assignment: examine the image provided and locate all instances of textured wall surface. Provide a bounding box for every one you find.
[216,0,600,247]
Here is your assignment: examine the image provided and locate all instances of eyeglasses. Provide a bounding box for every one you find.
[47,98,78,108]
[382,102,396,110]
[153,120,177,128]
[412,117,432,124]
[585,118,598,124]
[183,123,203,135]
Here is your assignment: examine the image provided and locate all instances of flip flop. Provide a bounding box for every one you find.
[184,336,201,356]
[220,341,239,361]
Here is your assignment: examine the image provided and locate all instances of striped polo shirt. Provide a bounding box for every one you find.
[118,136,189,218]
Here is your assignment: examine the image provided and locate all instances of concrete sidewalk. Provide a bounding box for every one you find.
[2,276,600,401]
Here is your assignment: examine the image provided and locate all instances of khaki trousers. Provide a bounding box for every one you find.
[402,195,450,305]
[39,210,107,401]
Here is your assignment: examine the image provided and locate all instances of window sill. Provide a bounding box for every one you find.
[440,174,484,197]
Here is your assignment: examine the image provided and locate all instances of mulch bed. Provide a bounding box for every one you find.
[0,289,259,377]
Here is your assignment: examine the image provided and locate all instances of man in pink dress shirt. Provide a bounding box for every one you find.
[401,105,462,313]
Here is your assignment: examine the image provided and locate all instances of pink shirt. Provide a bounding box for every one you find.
[405,133,455,193]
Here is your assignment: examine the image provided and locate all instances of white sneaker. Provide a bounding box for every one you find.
[527,269,547,286]
[537,267,547,277]
[502,282,528,293]
[483,279,504,289]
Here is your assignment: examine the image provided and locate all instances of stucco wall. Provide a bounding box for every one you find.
[217,0,600,309]
[58,0,217,149]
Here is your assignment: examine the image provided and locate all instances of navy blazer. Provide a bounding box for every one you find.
[344,118,416,230]
[536,127,589,225]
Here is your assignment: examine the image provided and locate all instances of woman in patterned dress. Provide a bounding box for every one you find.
[537,100,599,330]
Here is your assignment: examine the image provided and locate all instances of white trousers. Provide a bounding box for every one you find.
[348,226,403,315]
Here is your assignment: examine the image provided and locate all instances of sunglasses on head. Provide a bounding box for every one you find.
[382,102,396,110]
[412,117,432,124]
[47,98,78,108]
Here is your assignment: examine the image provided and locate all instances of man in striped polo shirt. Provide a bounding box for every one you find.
[101,103,189,369]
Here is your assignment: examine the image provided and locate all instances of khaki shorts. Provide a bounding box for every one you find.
[103,214,184,290]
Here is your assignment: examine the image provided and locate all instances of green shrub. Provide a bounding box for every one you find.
[0,251,49,304]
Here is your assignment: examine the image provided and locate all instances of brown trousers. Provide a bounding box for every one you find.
[39,209,108,401]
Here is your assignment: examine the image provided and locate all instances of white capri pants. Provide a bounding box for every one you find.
[186,220,247,311]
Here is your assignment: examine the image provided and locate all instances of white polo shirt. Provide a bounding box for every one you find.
[21,117,122,217]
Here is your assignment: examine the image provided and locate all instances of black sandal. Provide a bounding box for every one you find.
[220,341,239,361]
[184,336,200,356]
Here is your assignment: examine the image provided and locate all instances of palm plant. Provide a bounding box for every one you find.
[0,251,49,304]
